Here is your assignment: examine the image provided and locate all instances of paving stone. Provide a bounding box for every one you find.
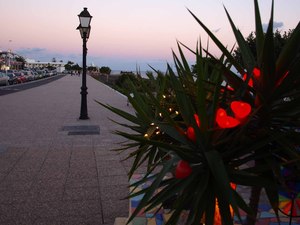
[102,199,129,224]
[72,137,94,147]
[22,149,49,160]
[0,189,30,204]
[0,215,34,225]
[60,200,102,218]
[46,151,71,160]
[33,215,104,225]
[50,144,73,152]
[71,149,95,159]
[28,187,65,202]
[100,185,128,201]
[0,159,18,173]
[65,177,99,189]
[42,159,70,168]
[70,160,97,170]
[32,178,66,189]
[4,171,37,182]
[68,169,98,179]
[93,147,118,155]
[98,166,127,177]
[63,187,100,201]
[32,218,62,225]
[97,160,123,169]
[0,203,31,224]
[37,167,68,180]
[0,180,33,191]
[0,172,7,181]
[22,201,62,219]
[96,155,122,162]
[99,175,129,187]
[72,146,97,153]
[1,147,28,159]
[62,125,100,136]
[13,159,44,172]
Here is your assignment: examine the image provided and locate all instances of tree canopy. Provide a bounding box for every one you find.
[99,66,111,75]
[64,61,81,71]
[233,29,295,67]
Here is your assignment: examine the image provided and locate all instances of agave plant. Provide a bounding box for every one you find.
[98,0,300,224]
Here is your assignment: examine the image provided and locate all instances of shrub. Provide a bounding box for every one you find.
[98,1,300,224]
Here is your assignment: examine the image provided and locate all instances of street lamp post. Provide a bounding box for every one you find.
[77,7,92,120]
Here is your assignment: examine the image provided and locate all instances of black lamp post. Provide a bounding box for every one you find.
[77,7,92,120]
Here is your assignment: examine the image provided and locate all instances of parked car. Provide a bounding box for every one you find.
[36,70,47,79]
[6,73,17,85]
[32,71,41,80]
[23,71,34,81]
[49,70,57,76]
[0,72,9,86]
[14,72,27,83]
[42,70,51,77]
[47,71,54,76]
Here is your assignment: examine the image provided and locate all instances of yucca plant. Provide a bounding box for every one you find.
[98,0,300,224]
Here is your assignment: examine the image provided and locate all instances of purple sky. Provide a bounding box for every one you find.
[0,0,299,71]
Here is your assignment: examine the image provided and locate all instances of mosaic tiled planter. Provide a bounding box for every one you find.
[128,174,300,225]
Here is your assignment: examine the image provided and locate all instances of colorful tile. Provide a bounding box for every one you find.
[155,214,164,225]
[128,173,300,225]
[132,217,147,225]
[260,211,276,218]
[259,203,272,211]
[147,217,157,225]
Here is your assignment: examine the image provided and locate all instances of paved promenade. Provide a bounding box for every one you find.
[0,75,136,225]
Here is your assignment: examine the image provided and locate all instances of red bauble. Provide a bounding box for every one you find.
[175,160,192,179]
[186,114,200,142]
[230,101,251,120]
[194,114,201,127]
[186,126,196,142]
[252,67,261,78]
[216,108,240,128]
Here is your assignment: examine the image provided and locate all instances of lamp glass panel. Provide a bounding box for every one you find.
[79,17,91,28]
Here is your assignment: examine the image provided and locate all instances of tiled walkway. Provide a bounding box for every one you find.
[0,75,139,225]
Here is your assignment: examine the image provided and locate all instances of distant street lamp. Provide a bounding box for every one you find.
[77,7,92,120]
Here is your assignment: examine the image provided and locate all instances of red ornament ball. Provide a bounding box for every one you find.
[186,126,196,142]
[175,160,192,179]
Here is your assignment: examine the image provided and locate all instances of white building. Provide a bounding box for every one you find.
[25,59,66,72]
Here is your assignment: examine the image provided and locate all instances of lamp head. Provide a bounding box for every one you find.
[78,7,92,28]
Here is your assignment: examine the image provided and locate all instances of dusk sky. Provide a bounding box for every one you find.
[1,0,299,71]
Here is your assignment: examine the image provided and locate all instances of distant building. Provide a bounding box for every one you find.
[0,51,24,70]
[25,59,66,72]
[0,51,66,72]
